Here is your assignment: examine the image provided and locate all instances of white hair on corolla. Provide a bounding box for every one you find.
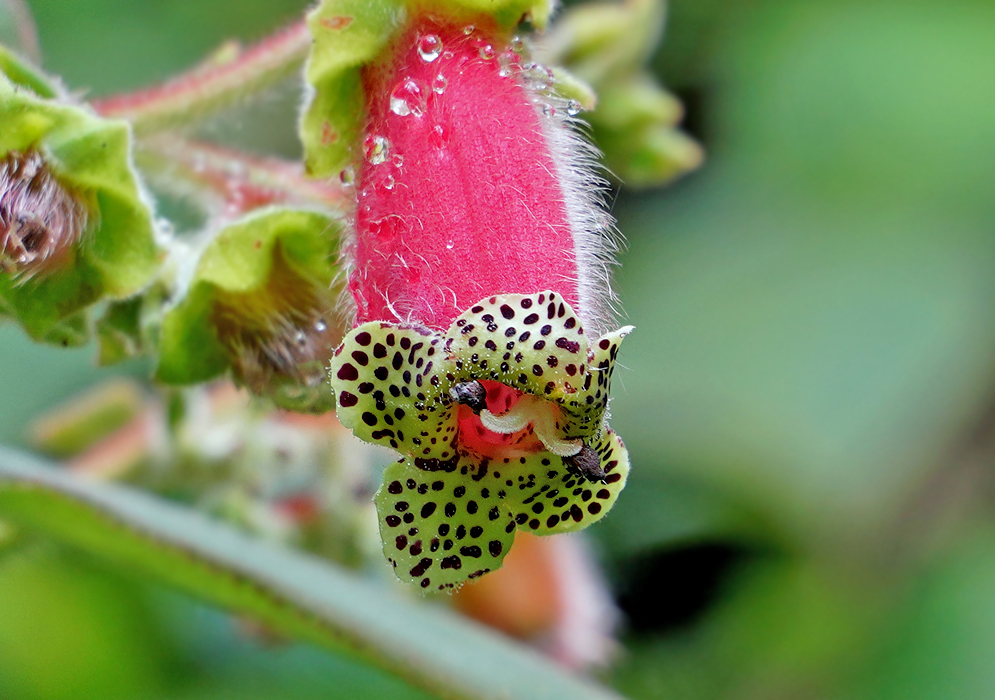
[529,85,623,339]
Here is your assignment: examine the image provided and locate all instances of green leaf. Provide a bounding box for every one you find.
[302,0,405,178]
[0,44,56,97]
[0,447,623,700]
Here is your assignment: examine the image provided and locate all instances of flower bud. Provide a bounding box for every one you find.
[0,57,160,345]
[156,208,345,414]
[212,248,341,411]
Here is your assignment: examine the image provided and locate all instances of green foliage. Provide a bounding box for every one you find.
[301,0,405,178]
[3,0,995,699]
[0,447,622,700]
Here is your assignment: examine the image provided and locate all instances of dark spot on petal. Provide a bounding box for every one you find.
[336,364,358,381]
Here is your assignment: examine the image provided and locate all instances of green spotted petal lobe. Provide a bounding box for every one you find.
[559,324,633,439]
[375,457,517,591]
[445,291,591,401]
[480,429,629,536]
[330,323,457,458]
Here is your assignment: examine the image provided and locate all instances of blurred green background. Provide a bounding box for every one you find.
[3,0,995,698]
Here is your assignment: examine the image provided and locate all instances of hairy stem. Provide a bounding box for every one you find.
[92,21,310,135]
[137,135,351,217]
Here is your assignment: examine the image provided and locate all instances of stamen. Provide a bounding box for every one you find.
[449,380,487,413]
[480,394,583,457]
[562,444,605,482]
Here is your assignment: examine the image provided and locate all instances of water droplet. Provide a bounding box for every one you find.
[314,319,327,333]
[462,24,475,35]
[511,37,525,54]
[389,79,424,117]
[392,154,405,168]
[524,63,553,91]
[478,44,495,60]
[295,330,308,347]
[339,165,356,187]
[446,239,455,250]
[432,74,447,94]
[430,124,448,149]
[498,51,518,77]
[364,134,390,165]
[417,34,442,62]
[382,175,395,191]
[542,103,556,118]
[566,99,582,116]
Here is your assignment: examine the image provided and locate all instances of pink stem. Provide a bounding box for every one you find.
[93,21,311,134]
[138,136,351,216]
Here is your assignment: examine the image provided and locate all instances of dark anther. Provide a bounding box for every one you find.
[563,444,606,483]
[449,380,487,413]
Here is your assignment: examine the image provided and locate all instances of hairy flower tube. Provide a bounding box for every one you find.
[313,3,632,589]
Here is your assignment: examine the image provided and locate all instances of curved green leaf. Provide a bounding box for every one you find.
[0,447,623,700]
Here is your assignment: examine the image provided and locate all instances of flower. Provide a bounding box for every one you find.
[330,291,631,590]
[308,5,633,588]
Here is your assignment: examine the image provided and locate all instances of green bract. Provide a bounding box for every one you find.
[0,62,160,346]
[301,0,555,178]
[156,208,344,413]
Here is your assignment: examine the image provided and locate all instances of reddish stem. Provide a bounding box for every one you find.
[93,21,311,134]
[138,136,350,217]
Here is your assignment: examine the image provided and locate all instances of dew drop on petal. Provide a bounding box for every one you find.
[364,135,390,165]
[478,44,495,60]
[314,319,327,333]
[511,36,525,54]
[417,34,442,62]
[432,74,447,94]
[383,175,395,191]
[498,51,518,78]
[430,124,448,149]
[390,79,424,117]
[524,63,553,91]
[339,165,356,186]
[566,99,582,116]
[462,24,475,35]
